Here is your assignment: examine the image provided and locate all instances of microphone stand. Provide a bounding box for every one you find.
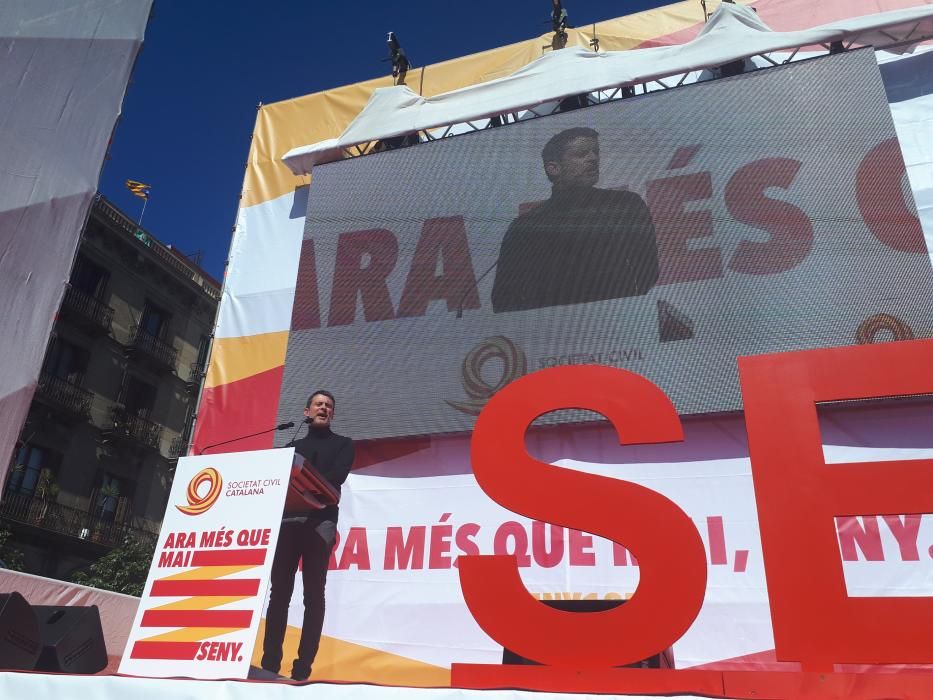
[198,422,296,455]
[456,259,498,318]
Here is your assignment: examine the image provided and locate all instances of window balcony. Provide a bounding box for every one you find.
[60,284,114,334]
[35,373,93,421]
[102,406,163,453]
[126,323,178,373]
[0,492,158,550]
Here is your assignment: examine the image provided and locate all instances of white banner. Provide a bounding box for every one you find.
[120,448,293,679]
[272,445,933,678]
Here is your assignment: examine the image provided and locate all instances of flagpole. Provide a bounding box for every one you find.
[138,196,148,228]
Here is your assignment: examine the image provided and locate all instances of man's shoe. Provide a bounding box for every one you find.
[248,666,285,681]
[290,668,311,682]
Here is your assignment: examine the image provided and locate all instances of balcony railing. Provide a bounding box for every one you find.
[36,373,92,420]
[169,435,191,460]
[185,361,205,393]
[0,492,158,549]
[128,323,178,372]
[60,284,114,333]
[188,361,205,383]
[106,406,163,452]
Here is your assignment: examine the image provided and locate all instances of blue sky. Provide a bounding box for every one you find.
[99,1,672,280]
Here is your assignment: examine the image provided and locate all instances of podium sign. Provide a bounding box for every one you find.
[119,448,293,679]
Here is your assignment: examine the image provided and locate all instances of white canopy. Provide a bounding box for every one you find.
[283,3,933,173]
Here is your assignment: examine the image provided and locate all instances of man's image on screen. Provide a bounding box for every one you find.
[491,127,659,313]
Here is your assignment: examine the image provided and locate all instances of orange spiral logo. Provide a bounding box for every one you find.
[175,467,223,516]
[856,313,914,345]
[446,336,527,416]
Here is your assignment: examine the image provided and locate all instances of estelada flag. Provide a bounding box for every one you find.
[125,179,151,199]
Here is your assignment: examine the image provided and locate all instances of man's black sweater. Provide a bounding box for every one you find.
[491,185,659,313]
[286,426,355,521]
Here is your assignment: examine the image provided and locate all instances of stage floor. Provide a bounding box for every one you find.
[0,671,713,699]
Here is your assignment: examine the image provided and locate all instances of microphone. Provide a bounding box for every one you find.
[198,421,296,455]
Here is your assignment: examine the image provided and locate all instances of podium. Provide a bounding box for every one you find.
[285,453,340,512]
[120,447,346,681]
[119,448,295,680]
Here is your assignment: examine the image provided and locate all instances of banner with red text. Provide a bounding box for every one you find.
[263,433,933,682]
[120,449,292,679]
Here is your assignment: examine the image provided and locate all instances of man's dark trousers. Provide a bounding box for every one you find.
[261,517,336,680]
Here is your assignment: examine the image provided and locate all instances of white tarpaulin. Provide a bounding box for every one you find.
[0,0,152,488]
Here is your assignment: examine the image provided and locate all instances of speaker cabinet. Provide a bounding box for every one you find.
[0,591,41,671]
[33,605,108,675]
[501,599,674,668]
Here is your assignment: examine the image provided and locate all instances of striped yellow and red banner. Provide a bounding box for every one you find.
[129,547,267,661]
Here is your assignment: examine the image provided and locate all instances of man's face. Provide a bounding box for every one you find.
[546,136,599,188]
[304,393,335,428]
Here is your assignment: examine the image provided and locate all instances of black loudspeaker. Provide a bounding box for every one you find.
[501,599,674,669]
[0,591,41,670]
[32,605,108,674]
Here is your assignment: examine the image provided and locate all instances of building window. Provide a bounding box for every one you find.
[196,334,210,369]
[92,472,132,523]
[43,336,89,384]
[140,301,170,340]
[6,444,61,497]
[71,254,109,299]
[122,375,157,420]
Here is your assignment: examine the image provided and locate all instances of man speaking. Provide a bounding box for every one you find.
[260,390,354,681]
[491,127,659,313]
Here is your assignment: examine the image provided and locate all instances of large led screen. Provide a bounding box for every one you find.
[276,49,933,441]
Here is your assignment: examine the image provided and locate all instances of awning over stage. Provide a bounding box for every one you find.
[283,4,933,171]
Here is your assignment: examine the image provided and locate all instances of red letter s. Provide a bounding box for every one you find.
[459,365,707,667]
